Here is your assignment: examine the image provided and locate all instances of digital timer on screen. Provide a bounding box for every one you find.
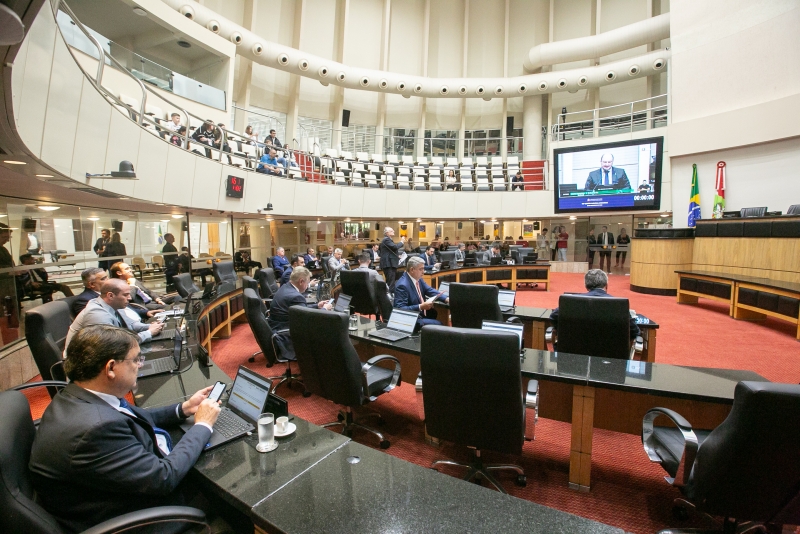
[226,175,245,198]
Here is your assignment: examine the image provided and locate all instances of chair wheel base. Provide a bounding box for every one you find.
[379,440,391,449]
[265,362,274,368]
[515,475,527,487]
[672,504,690,521]
[302,390,312,398]
[248,357,256,363]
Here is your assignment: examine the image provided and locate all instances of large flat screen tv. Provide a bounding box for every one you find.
[553,136,663,214]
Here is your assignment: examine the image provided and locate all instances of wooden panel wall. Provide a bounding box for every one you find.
[630,238,694,291]
[692,238,800,284]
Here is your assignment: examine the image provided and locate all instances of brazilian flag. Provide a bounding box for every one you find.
[688,164,701,227]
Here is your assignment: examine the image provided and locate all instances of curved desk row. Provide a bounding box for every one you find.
[423,263,551,291]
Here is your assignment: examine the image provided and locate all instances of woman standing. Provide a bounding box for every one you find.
[556,226,569,262]
[616,228,631,268]
[103,232,126,263]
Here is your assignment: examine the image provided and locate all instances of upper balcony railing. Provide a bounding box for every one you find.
[551,94,667,141]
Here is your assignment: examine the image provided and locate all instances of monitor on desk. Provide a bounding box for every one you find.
[498,290,516,309]
[439,251,456,265]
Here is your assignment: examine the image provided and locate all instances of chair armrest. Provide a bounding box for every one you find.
[525,379,539,409]
[545,326,555,343]
[633,335,644,352]
[415,371,423,391]
[505,316,522,324]
[11,380,69,392]
[362,354,402,401]
[642,407,698,487]
[80,506,206,534]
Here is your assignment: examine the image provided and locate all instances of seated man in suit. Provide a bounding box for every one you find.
[109,262,176,313]
[353,252,386,286]
[393,256,449,329]
[584,153,631,191]
[303,247,319,269]
[268,266,332,333]
[366,243,380,264]
[420,246,440,272]
[280,254,319,287]
[272,247,290,277]
[66,279,164,352]
[18,254,74,302]
[454,243,466,262]
[549,269,639,339]
[327,248,350,275]
[29,325,220,533]
[72,267,108,317]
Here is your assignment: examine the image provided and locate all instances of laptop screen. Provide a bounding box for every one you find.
[334,293,352,313]
[481,320,524,352]
[498,290,516,308]
[438,281,450,294]
[171,328,183,367]
[386,308,418,334]
[227,366,272,423]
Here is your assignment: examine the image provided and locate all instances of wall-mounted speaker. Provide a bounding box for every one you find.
[533,221,540,231]
[22,218,36,232]
[342,109,350,128]
[375,223,380,230]
[458,222,463,230]
[506,116,514,133]
[181,221,188,232]
[111,220,123,232]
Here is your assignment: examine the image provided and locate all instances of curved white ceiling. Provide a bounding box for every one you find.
[163,0,670,99]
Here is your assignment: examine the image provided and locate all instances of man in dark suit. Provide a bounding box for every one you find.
[379,226,406,292]
[280,254,318,287]
[18,254,74,302]
[72,267,108,317]
[596,225,615,272]
[29,325,220,533]
[268,266,331,333]
[584,153,630,191]
[93,228,110,269]
[272,247,290,277]
[109,262,176,311]
[366,243,380,264]
[393,256,449,329]
[420,246,439,271]
[549,269,639,339]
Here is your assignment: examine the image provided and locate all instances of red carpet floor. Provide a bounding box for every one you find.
[25,273,800,533]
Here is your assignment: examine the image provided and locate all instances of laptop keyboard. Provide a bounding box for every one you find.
[150,357,175,373]
[151,329,177,340]
[214,408,253,438]
[368,328,410,342]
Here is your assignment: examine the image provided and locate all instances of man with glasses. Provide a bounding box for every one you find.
[29,325,221,533]
[65,279,164,352]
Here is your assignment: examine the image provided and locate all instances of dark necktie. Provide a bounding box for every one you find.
[115,310,128,329]
[118,397,172,453]
[604,170,609,185]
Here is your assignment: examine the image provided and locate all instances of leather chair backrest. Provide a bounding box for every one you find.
[786,204,800,215]
[212,261,237,284]
[60,295,80,320]
[556,294,630,360]
[688,381,800,522]
[265,256,273,269]
[242,276,259,293]
[288,307,364,407]
[0,391,66,533]
[510,249,521,264]
[375,279,392,322]
[256,268,279,298]
[24,301,71,381]
[449,283,502,329]
[320,255,331,277]
[243,288,279,365]
[173,273,200,298]
[420,326,523,455]
[339,270,378,316]
[740,206,767,218]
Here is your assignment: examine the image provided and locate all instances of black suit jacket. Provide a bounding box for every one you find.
[597,232,615,250]
[29,384,211,533]
[379,236,403,269]
[550,288,640,339]
[93,237,108,255]
[267,281,314,332]
[585,167,630,191]
[71,288,98,317]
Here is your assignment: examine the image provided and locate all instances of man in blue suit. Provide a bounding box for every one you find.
[584,153,630,191]
[272,247,290,277]
[393,256,449,328]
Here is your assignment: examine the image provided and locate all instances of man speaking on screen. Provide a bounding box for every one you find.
[584,153,631,191]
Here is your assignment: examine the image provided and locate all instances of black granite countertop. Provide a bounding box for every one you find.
[251,441,623,534]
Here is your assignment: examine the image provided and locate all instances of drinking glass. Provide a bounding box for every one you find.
[256,413,276,452]
[349,314,359,330]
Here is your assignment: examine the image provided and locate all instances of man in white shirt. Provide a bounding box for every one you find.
[165,112,181,132]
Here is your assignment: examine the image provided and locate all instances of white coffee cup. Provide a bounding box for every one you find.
[276,416,289,433]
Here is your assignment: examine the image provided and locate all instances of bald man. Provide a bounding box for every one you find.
[584,153,630,191]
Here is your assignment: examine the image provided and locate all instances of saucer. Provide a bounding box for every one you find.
[274,422,297,438]
[256,440,278,453]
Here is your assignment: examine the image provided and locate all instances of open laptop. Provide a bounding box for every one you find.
[498,289,516,312]
[181,365,273,450]
[490,256,503,265]
[149,324,179,341]
[334,293,352,313]
[438,281,450,294]
[481,320,524,354]
[138,329,183,377]
[191,283,216,300]
[368,308,418,342]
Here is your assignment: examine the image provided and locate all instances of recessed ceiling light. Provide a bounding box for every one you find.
[38,206,60,211]
[36,174,53,178]
[160,219,170,223]
[171,214,184,219]
[4,160,26,165]
[132,6,147,16]
[0,214,6,218]
[416,219,421,222]
[480,220,486,223]
[266,218,273,221]
[87,217,99,221]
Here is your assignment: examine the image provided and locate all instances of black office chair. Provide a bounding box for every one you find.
[449,283,501,329]
[740,206,767,218]
[173,273,200,299]
[787,204,800,215]
[375,278,393,323]
[242,276,259,293]
[288,306,401,448]
[549,294,636,360]
[212,260,237,284]
[642,381,800,532]
[0,385,208,534]
[242,288,306,396]
[421,325,526,493]
[339,270,379,318]
[24,301,72,395]
[255,268,279,298]
[464,252,477,266]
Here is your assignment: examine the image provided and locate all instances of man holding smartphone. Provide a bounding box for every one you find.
[30,325,221,533]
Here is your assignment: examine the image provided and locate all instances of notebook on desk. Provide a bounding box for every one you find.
[368,308,417,342]
[138,329,183,377]
[180,365,273,450]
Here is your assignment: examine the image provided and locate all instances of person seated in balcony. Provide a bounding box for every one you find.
[244,125,258,145]
[214,123,232,153]
[445,169,459,190]
[257,148,285,176]
[165,112,182,132]
[18,254,74,303]
[168,126,187,148]
[264,128,282,149]
[283,144,299,168]
[192,120,216,148]
[511,171,525,191]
